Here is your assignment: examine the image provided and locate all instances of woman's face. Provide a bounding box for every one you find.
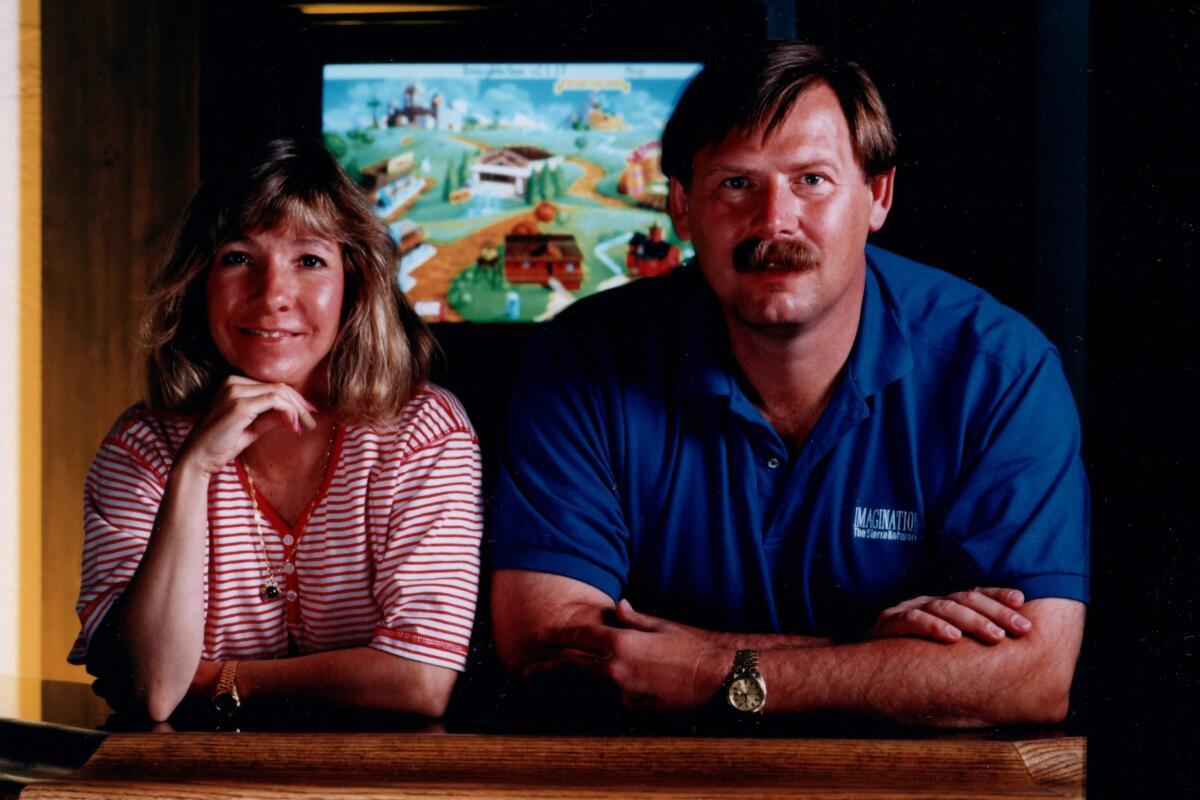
[206,224,346,397]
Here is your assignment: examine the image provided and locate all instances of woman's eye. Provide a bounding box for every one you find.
[299,254,326,268]
[219,251,250,265]
[722,176,750,190]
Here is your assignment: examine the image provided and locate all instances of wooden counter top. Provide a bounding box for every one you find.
[13,732,1083,799]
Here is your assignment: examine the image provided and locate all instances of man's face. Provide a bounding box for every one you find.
[669,82,894,335]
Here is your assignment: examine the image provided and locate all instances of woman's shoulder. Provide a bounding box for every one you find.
[104,403,193,442]
[342,383,476,456]
[93,404,194,481]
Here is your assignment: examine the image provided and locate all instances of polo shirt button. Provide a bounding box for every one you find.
[283,563,295,574]
[766,457,781,470]
[283,535,295,546]
[286,590,298,602]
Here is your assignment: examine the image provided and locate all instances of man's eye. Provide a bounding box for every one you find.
[219,251,250,265]
[722,176,750,189]
[798,174,826,187]
[299,254,327,268]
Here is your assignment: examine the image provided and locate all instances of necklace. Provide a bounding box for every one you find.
[241,425,337,602]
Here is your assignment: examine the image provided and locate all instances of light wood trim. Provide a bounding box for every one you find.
[39,0,200,685]
[18,0,42,718]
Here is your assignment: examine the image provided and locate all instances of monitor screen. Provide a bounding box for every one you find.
[323,62,701,322]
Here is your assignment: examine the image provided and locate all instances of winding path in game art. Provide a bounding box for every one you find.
[406,136,630,318]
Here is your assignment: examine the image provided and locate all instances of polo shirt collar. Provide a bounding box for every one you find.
[846,248,913,398]
[675,262,738,400]
[674,249,913,402]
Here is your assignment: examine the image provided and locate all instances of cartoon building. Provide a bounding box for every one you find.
[618,141,668,209]
[386,85,440,129]
[471,146,564,199]
[390,219,436,292]
[626,224,680,278]
[504,233,584,290]
[360,151,416,192]
[586,103,629,131]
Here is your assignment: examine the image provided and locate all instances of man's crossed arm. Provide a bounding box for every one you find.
[492,569,1085,727]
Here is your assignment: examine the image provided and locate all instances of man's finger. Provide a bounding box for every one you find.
[614,598,663,632]
[948,590,1032,637]
[880,608,962,643]
[973,587,1026,609]
[523,653,608,680]
[535,624,615,655]
[918,598,1008,644]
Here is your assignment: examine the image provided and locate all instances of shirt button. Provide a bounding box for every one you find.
[283,563,295,574]
[766,457,781,470]
[283,535,295,546]
[286,590,298,602]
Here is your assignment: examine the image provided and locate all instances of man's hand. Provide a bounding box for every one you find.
[866,587,1031,644]
[525,599,726,710]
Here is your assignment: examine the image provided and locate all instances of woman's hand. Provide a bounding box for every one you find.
[866,587,1032,645]
[178,375,317,475]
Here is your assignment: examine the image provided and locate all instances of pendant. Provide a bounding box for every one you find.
[261,582,281,600]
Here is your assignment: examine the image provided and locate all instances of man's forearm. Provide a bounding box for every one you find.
[701,630,830,649]
[702,599,1084,726]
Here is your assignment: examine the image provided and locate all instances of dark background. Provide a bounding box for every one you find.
[127,0,1200,794]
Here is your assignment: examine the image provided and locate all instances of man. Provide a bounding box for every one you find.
[488,41,1088,726]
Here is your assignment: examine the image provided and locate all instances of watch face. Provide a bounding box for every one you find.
[728,676,765,712]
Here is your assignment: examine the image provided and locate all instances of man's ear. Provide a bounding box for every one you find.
[868,167,896,232]
[667,178,693,241]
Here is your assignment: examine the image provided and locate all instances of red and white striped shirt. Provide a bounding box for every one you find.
[69,384,482,672]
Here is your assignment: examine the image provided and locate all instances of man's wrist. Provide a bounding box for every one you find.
[723,649,767,715]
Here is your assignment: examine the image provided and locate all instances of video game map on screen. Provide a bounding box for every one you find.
[323,62,701,323]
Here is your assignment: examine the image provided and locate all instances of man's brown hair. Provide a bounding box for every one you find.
[661,40,897,186]
[140,138,433,425]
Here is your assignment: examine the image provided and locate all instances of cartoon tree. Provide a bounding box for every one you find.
[368,98,382,128]
[323,133,349,159]
[550,165,567,198]
[442,162,456,201]
[525,168,542,205]
[574,135,588,152]
[457,152,473,187]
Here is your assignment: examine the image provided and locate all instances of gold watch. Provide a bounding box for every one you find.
[212,660,241,716]
[724,649,766,715]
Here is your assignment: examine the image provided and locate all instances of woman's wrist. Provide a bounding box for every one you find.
[172,448,224,483]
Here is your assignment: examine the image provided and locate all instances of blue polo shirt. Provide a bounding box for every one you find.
[489,246,1090,636]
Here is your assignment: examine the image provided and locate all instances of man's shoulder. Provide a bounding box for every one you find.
[554,262,701,331]
[868,245,1058,374]
[540,264,703,361]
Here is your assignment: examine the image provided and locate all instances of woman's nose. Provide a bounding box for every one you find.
[257,260,295,310]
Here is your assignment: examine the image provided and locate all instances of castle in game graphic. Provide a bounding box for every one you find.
[323,62,699,322]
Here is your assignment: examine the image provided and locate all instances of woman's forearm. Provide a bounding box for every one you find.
[115,457,212,721]
[221,647,458,718]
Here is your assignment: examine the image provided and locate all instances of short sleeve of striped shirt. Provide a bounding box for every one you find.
[368,386,483,672]
[69,408,180,664]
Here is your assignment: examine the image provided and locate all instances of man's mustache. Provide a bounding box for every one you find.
[732,239,819,274]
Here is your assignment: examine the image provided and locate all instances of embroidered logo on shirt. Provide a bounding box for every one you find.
[853,506,921,542]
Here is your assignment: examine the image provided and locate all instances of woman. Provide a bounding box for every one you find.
[69,139,482,722]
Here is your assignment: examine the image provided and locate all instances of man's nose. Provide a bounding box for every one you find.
[750,179,801,238]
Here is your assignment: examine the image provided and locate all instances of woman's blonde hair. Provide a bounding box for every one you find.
[141,138,433,425]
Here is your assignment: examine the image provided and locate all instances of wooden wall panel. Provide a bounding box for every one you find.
[41,0,200,682]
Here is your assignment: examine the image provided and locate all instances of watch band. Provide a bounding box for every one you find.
[733,648,760,676]
[212,660,241,716]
